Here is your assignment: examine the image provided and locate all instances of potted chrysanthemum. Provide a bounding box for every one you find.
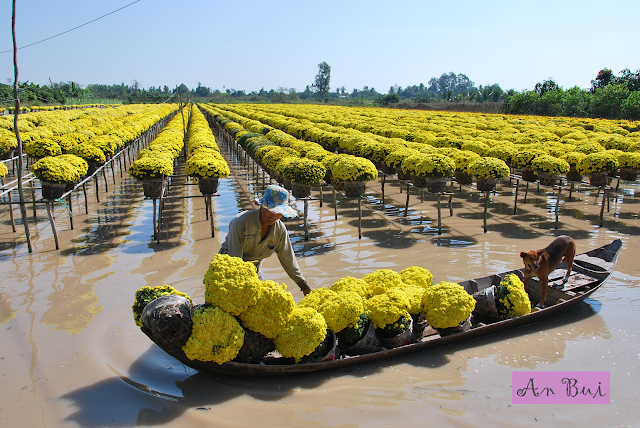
[618,152,640,181]
[450,150,481,185]
[512,148,547,182]
[531,154,570,186]
[561,152,587,182]
[412,153,456,193]
[31,156,81,200]
[182,306,245,365]
[282,158,326,198]
[0,135,18,160]
[385,148,419,180]
[365,288,413,349]
[468,157,510,192]
[185,152,230,195]
[274,306,335,364]
[576,152,619,187]
[422,281,476,336]
[128,155,174,198]
[495,274,531,318]
[69,143,107,176]
[25,138,62,160]
[331,156,378,198]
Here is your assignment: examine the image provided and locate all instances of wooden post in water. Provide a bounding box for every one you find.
[68,194,73,230]
[483,191,490,233]
[404,184,410,217]
[208,195,214,238]
[11,0,32,252]
[555,186,561,230]
[449,194,453,216]
[45,202,59,250]
[332,187,338,220]
[599,188,607,227]
[8,190,16,232]
[319,186,323,208]
[358,196,362,239]
[513,179,520,214]
[437,194,442,235]
[304,199,309,241]
[381,174,385,202]
[82,182,88,214]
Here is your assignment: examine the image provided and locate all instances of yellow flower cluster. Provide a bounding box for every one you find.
[468,157,511,179]
[182,306,245,364]
[273,307,327,363]
[0,162,7,178]
[577,152,619,174]
[400,266,433,288]
[299,288,365,333]
[365,288,411,328]
[363,269,403,295]
[329,276,371,298]
[422,281,476,328]
[331,156,378,182]
[31,156,80,184]
[496,274,531,317]
[531,154,570,175]
[185,105,230,179]
[238,280,295,339]
[203,254,262,316]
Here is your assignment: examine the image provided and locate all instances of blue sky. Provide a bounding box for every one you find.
[2,0,639,94]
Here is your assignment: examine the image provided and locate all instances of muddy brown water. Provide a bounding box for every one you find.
[1,146,639,427]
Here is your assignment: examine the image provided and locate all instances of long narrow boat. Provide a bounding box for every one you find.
[143,239,622,377]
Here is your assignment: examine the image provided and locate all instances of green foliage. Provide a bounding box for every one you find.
[132,285,192,328]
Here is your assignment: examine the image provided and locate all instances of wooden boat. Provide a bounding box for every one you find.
[143,239,622,377]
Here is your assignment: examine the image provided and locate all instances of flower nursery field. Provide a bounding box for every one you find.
[0,104,639,427]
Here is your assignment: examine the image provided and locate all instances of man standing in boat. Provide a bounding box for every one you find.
[219,185,312,296]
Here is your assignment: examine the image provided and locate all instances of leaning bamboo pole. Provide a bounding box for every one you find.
[12,0,32,253]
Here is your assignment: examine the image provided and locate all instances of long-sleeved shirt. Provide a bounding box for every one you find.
[220,209,309,291]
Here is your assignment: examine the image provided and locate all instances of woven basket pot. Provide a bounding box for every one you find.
[589,171,609,187]
[454,170,473,185]
[566,167,583,182]
[343,181,366,198]
[425,176,447,193]
[141,178,165,198]
[290,182,311,199]
[537,172,559,186]
[476,177,497,192]
[620,168,639,181]
[197,177,219,195]
[41,182,67,200]
[522,167,538,182]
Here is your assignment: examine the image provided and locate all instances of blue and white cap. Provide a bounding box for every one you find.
[255,185,298,218]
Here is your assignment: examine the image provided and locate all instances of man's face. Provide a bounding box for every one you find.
[260,206,283,225]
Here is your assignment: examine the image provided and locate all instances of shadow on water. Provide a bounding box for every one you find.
[486,223,540,239]
[457,212,491,220]
[347,218,389,229]
[396,216,433,226]
[550,229,592,240]
[431,236,476,247]
[412,225,452,235]
[60,346,387,428]
[362,229,418,249]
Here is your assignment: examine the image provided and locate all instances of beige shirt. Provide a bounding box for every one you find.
[220,209,309,291]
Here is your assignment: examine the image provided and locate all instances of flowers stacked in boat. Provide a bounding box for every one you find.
[495,274,532,317]
[131,257,480,365]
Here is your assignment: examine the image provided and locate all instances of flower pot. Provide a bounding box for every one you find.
[291,182,311,199]
[141,295,193,353]
[381,163,396,175]
[435,316,471,337]
[412,175,427,188]
[299,330,338,363]
[537,172,559,186]
[0,148,15,160]
[522,167,537,182]
[339,320,381,356]
[476,177,497,192]
[378,317,413,349]
[41,182,67,200]
[331,177,345,192]
[397,168,412,181]
[343,181,366,198]
[411,313,428,342]
[471,285,502,323]
[620,168,639,181]
[86,161,100,176]
[197,177,219,195]
[233,329,276,364]
[65,181,78,192]
[454,170,473,185]
[589,171,609,187]
[566,167,582,182]
[425,176,448,193]
[141,178,166,198]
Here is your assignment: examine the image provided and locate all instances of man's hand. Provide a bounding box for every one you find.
[303,287,311,296]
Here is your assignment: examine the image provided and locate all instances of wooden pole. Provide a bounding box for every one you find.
[68,194,73,230]
[513,179,519,214]
[449,194,453,216]
[599,188,607,227]
[8,190,16,232]
[208,195,214,238]
[12,0,32,252]
[45,202,59,250]
[437,194,442,235]
[483,192,489,233]
[381,174,385,202]
[404,183,410,217]
[555,186,561,230]
[304,198,309,241]
[358,196,362,239]
[332,187,338,220]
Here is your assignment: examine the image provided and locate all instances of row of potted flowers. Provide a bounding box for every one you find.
[128,108,187,198]
[133,254,532,365]
[207,103,640,189]
[183,105,230,194]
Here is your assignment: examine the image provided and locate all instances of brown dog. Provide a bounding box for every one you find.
[520,235,576,308]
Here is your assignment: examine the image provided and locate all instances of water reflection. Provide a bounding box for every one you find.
[40,280,103,335]
[0,291,17,324]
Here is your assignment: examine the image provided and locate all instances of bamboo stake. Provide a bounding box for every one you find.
[8,189,16,232]
[304,198,309,241]
[483,192,489,233]
[46,202,59,250]
[513,179,520,214]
